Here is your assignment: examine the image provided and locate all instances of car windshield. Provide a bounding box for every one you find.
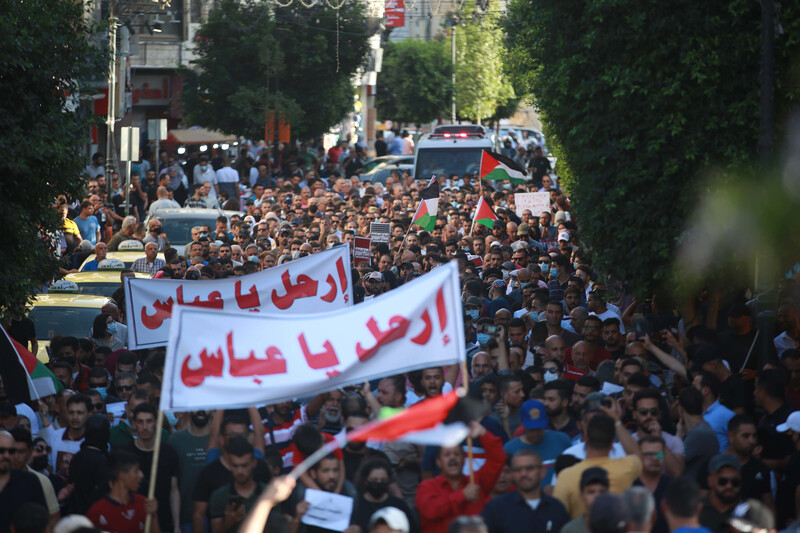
[160,216,220,245]
[414,147,485,179]
[29,306,101,340]
[74,283,118,297]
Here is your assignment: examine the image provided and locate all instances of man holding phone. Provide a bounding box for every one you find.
[209,438,264,533]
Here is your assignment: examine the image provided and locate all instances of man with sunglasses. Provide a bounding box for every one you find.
[0,430,47,533]
[699,454,743,533]
[630,389,685,479]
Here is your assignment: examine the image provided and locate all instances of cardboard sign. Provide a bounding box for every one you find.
[301,489,354,532]
[354,237,372,266]
[370,222,391,245]
[515,192,551,218]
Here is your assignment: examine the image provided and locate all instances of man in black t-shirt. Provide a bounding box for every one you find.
[723,415,773,507]
[3,310,37,355]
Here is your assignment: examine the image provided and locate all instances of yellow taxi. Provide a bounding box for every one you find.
[64,269,150,298]
[27,280,112,363]
[79,251,166,272]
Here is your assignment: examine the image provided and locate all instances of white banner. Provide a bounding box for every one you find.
[515,192,551,218]
[125,246,353,349]
[159,262,465,412]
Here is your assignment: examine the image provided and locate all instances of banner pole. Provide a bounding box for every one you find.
[459,360,475,484]
[144,409,165,533]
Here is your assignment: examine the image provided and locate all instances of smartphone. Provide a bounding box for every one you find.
[480,324,500,335]
[229,495,244,508]
[633,317,650,340]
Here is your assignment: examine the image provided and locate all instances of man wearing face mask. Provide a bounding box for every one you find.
[87,367,121,404]
[143,219,168,251]
[194,156,218,199]
[170,410,212,533]
[352,459,417,533]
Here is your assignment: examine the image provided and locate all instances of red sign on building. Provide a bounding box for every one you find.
[385,0,405,27]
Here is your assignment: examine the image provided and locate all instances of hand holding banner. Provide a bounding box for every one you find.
[159,262,465,412]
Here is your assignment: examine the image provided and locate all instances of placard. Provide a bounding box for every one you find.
[370,222,391,245]
[514,192,551,218]
[354,237,372,266]
[301,489,354,532]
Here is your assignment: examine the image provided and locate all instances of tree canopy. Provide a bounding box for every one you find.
[0,0,103,311]
[181,0,371,140]
[376,38,452,126]
[503,0,800,295]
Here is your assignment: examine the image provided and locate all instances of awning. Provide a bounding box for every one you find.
[167,128,236,145]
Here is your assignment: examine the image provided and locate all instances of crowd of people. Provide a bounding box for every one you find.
[2,132,800,533]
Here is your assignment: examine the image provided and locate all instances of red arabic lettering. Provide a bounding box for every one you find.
[320,274,337,303]
[177,286,224,309]
[181,346,224,387]
[225,331,286,377]
[356,316,411,362]
[436,287,447,331]
[298,333,339,369]
[410,309,432,345]
[141,297,174,330]
[271,270,319,309]
[235,280,261,309]
[336,257,348,293]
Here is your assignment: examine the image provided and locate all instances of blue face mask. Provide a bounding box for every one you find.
[95,387,107,400]
[200,165,208,172]
[528,311,539,321]
[107,322,117,335]
[550,267,558,278]
[467,309,480,321]
[573,262,579,270]
[477,333,491,346]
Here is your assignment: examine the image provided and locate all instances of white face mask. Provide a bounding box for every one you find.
[544,369,559,383]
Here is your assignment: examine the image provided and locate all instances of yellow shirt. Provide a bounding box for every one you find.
[553,454,642,518]
[63,218,81,236]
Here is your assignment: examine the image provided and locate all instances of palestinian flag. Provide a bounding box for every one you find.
[480,150,527,184]
[471,196,498,233]
[0,326,62,404]
[411,177,440,232]
[347,390,486,446]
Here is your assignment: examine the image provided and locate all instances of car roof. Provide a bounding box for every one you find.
[79,251,165,271]
[64,271,151,283]
[30,293,112,308]
[149,208,243,218]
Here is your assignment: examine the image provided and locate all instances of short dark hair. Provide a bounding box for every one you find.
[543,380,570,402]
[664,477,701,518]
[109,450,140,481]
[638,434,665,448]
[621,358,644,373]
[225,436,254,458]
[728,414,756,434]
[602,317,621,329]
[586,414,616,450]
[626,372,651,389]
[66,394,92,413]
[354,457,394,490]
[12,503,49,533]
[576,375,601,391]
[133,403,157,420]
[678,387,703,416]
[117,351,138,368]
[632,388,661,410]
[584,315,602,327]
[756,368,786,400]
[9,427,32,448]
[498,374,523,395]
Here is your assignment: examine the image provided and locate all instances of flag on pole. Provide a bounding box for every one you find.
[411,177,439,231]
[0,326,52,404]
[479,150,528,184]
[471,196,499,232]
[346,391,485,446]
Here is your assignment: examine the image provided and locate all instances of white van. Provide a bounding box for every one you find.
[413,125,497,179]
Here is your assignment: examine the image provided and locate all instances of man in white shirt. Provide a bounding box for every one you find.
[194,156,219,201]
[216,158,240,201]
[774,303,800,356]
[148,186,181,215]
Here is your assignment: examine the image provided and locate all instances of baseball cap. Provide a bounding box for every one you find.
[491,279,506,289]
[369,507,410,533]
[465,296,482,307]
[708,453,741,473]
[558,231,571,242]
[518,223,531,235]
[366,271,384,282]
[290,217,303,226]
[589,494,629,533]
[777,411,800,433]
[580,467,610,490]
[520,399,548,430]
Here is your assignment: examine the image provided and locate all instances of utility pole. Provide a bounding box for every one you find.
[758,0,775,163]
[105,4,118,197]
[451,15,457,123]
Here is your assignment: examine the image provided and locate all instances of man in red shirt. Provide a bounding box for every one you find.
[87,450,158,533]
[415,422,507,533]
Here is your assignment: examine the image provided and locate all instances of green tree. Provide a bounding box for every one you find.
[503,0,800,295]
[181,0,370,140]
[455,12,515,123]
[0,0,103,311]
[377,39,452,125]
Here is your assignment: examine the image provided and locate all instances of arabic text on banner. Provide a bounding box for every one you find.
[124,246,353,349]
[159,262,465,412]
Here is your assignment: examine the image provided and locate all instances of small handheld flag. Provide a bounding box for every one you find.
[411,176,440,231]
[479,150,528,184]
